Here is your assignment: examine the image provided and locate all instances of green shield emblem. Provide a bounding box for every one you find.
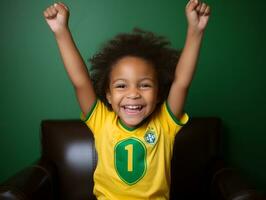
[114,138,147,185]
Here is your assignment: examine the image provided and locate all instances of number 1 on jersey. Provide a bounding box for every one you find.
[125,144,133,172]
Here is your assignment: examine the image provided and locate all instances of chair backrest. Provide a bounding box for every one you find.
[41,120,97,200]
[41,117,221,200]
[170,117,221,200]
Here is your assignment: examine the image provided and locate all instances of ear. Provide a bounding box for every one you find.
[106,91,112,104]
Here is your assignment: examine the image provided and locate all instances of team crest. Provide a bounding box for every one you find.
[144,129,157,144]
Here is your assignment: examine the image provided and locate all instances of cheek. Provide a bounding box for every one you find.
[109,91,123,104]
[147,90,158,103]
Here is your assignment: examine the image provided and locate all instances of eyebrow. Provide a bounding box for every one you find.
[140,77,155,81]
[112,77,155,83]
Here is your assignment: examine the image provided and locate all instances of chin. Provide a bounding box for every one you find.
[118,106,154,128]
[122,113,150,127]
[124,119,142,127]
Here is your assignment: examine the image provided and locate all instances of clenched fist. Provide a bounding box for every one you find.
[43,2,69,34]
[185,0,211,33]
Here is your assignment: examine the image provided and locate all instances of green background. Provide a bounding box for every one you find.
[0,0,265,193]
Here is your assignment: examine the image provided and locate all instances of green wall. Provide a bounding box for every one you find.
[1,0,265,193]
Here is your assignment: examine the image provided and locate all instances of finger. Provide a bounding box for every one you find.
[186,0,199,12]
[43,10,50,18]
[204,5,211,16]
[199,3,207,15]
[47,6,57,17]
[45,7,54,18]
[49,5,58,16]
[58,2,69,11]
[54,2,69,15]
[196,1,202,12]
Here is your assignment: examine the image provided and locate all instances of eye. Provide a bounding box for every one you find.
[139,83,152,89]
[115,84,126,89]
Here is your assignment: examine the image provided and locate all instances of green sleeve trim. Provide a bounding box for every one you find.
[80,99,98,122]
[165,101,188,126]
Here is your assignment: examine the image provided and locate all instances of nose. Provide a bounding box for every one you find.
[127,87,141,99]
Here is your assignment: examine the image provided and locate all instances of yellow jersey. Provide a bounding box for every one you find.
[81,100,189,200]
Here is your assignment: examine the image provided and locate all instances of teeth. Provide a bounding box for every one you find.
[124,105,142,110]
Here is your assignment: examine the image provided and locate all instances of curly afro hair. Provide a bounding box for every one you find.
[89,28,181,110]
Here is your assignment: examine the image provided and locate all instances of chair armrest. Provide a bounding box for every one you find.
[211,166,263,200]
[0,159,57,200]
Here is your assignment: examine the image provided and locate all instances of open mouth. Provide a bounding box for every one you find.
[122,105,144,115]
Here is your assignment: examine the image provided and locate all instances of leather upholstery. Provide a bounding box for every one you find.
[41,119,97,200]
[1,117,263,200]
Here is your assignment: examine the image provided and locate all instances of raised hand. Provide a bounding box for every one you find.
[43,2,69,34]
[185,0,211,33]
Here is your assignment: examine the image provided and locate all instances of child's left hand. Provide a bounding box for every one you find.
[185,0,211,33]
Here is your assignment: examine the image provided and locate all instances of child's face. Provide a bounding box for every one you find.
[107,56,159,128]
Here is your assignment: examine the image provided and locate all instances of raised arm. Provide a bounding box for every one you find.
[167,0,211,118]
[43,3,96,117]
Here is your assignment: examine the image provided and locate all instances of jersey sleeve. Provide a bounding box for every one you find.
[80,99,110,135]
[155,101,189,137]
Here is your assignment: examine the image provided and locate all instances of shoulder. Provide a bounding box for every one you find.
[81,99,115,126]
[150,101,189,135]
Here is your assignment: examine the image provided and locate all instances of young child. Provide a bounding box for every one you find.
[43,0,210,199]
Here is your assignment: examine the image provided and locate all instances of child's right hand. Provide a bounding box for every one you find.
[43,2,69,35]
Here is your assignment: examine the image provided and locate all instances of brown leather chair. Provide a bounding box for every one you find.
[0,118,263,200]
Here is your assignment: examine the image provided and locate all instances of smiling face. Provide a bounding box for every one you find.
[106,56,159,128]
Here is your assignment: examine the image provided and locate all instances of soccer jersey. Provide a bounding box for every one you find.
[81,100,189,200]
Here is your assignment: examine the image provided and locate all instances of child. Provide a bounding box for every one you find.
[43,0,210,199]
